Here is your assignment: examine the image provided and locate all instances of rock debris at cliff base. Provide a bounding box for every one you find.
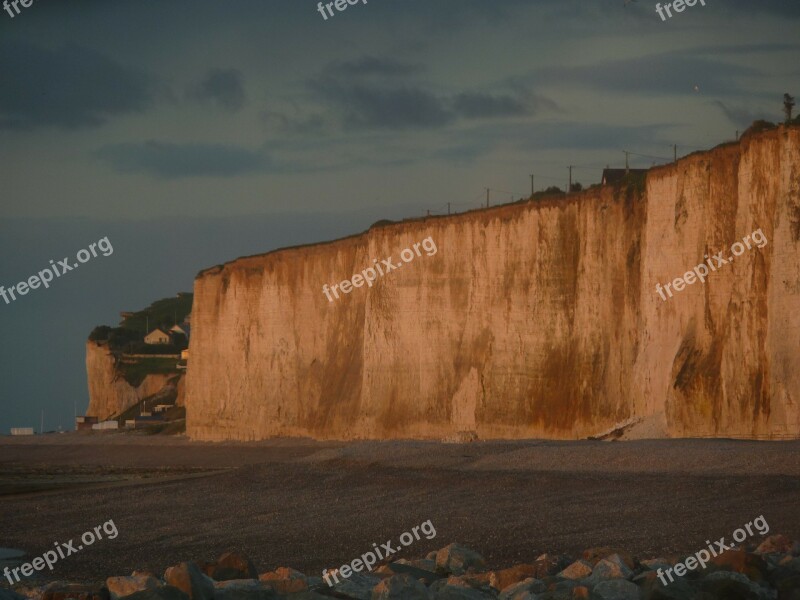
[5,537,800,600]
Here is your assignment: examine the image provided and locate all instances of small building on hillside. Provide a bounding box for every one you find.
[170,323,190,338]
[144,328,171,345]
[76,416,99,431]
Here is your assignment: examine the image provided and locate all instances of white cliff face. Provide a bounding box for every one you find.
[637,127,800,438]
[85,342,176,420]
[185,127,800,441]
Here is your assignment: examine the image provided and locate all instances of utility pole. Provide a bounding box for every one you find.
[673,144,677,163]
[530,174,535,197]
[447,202,451,215]
[486,188,490,208]
[735,130,739,140]
[568,166,573,193]
[40,410,44,435]
[624,151,630,173]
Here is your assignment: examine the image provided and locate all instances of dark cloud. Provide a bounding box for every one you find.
[327,56,422,78]
[262,109,331,136]
[308,67,556,132]
[310,77,454,131]
[0,41,153,130]
[187,68,246,112]
[451,92,558,119]
[96,141,265,178]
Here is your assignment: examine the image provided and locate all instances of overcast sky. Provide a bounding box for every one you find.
[0,0,798,432]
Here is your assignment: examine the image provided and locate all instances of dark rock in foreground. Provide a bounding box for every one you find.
[5,535,800,600]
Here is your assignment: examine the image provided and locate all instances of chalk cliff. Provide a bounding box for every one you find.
[186,126,800,441]
[85,342,180,420]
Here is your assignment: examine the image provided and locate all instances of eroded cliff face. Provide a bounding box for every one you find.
[186,127,800,441]
[85,342,177,420]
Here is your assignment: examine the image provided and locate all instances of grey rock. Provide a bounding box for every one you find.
[213,580,275,600]
[330,574,383,600]
[557,560,592,580]
[638,560,670,572]
[700,571,773,600]
[106,575,162,600]
[435,545,486,576]
[498,578,546,600]
[387,561,442,584]
[432,584,495,600]
[371,574,429,600]
[589,579,640,600]
[122,587,189,600]
[587,558,632,583]
[164,563,214,600]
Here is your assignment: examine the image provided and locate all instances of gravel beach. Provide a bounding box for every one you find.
[1,434,798,583]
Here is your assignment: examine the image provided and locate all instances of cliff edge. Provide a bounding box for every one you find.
[186,126,800,441]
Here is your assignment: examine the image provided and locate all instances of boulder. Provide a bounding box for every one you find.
[121,587,189,600]
[498,577,546,600]
[768,565,800,599]
[330,573,382,600]
[587,558,632,583]
[532,555,571,579]
[106,575,162,600]
[557,560,593,580]
[756,535,793,555]
[431,584,495,600]
[212,580,275,600]
[386,561,442,585]
[483,565,537,591]
[210,552,259,582]
[590,579,640,600]
[581,549,635,571]
[259,567,309,594]
[638,559,670,572]
[435,545,486,576]
[709,550,768,582]
[699,571,770,600]
[371,574,429,600]
[571,586,590,599]
[42,584,110,600]
[633,571,697,600]
[164,562,214,600]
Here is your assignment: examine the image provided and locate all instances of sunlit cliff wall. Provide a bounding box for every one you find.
[186,126,800,441]
[85,342,176,420]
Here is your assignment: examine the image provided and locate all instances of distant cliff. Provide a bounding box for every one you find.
[85,294,191,422]
[186,125,800,441]
[85,341,179,420]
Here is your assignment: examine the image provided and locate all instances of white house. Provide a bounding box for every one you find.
[144,328,171,345]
